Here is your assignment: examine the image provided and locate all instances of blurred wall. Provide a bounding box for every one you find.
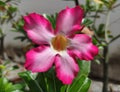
[5,0,120,54]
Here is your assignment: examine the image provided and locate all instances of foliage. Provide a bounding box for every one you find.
[19,60,91,92]
[0,77,23,92]
[0,61,23,92]
[0,0,21,59]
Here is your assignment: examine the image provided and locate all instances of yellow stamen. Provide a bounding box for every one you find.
[51,35,68,51]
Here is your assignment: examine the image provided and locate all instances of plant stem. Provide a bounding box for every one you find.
[102,10,111,92]
[0,35,4,59]
[105,11,110,43]
[74,0,79,6]
[102,45,109,92]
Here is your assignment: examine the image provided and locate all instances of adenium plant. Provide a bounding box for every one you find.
[23,6,98,84]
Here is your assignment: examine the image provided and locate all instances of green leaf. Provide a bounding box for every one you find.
[45,14,57,29]
[60,85,67,92]
[108,35,113,38]
[0,77,23,92]
[77,60,91,77]
[44,68,63,92]
[0,1,5,6]
[94,59,101,64]
[82,18,93,26]
[36,73,48,92]
[98,24,105,32]
[8,6,17,13]
[14,36,27,41]
[11,18,30,42]
[92,36,99,45]
[19,71,43,92]
[30,68,63,92]
[12,65,19,70]
[67,75,91,92]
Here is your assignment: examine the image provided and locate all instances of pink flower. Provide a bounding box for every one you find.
[23,6,98,84]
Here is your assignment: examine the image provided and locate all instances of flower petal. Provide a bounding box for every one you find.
[23,13,54,45]
[55,52,79,84]
[56,6,84,35]
[68,34,98,60]
[25,46,56,72]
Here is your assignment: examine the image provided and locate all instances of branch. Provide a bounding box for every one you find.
[74,0,79,6]
[112,3,120,9]
[109,34,120,44]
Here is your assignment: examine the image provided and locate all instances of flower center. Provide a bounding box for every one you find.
[51,35,68,51]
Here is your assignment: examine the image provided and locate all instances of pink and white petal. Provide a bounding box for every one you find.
[56,6,84,35]
[23,13,54,45]
[68,34,98,60]
[55,52,79,84]
[24,46,56,72]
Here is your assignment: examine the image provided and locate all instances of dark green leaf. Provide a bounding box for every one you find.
[34,68,63,92]
[12,65,19,70]
[0,1,5,6]
[8,6,17,13]
[36,73,48,92]
[19,71,43,92]
[44,68,63,92]
[14,36,27,41]
[98,24,105,32]
[108,35,113,38]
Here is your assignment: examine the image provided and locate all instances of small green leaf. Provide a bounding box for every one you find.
[82,18,93,26]
[45,14,57,29]
[12,65,19,70]
[8,6,17,13]
[94,59,101,64]
[108,35,113,38]
[14,36,27,41]
[98,24,105,32]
